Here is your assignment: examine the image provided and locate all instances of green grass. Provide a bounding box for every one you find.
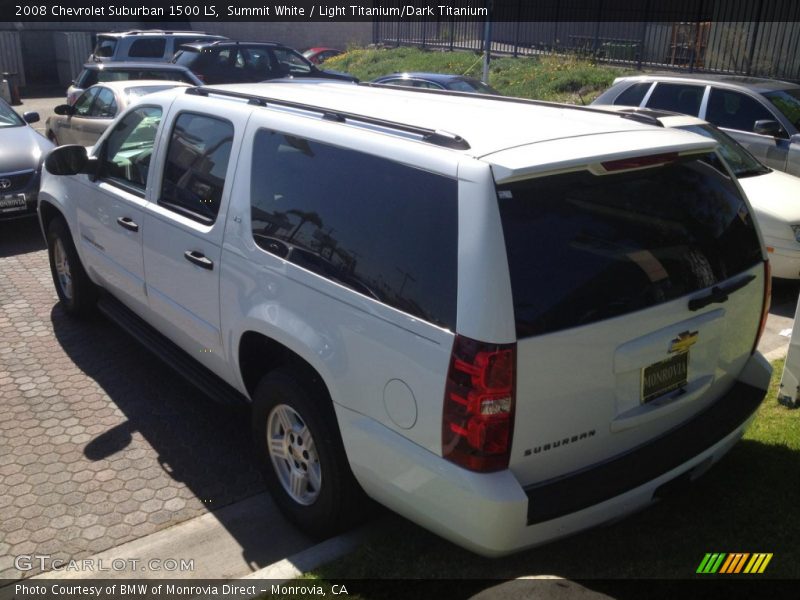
[324,47,630,103]
[285,360,799,597]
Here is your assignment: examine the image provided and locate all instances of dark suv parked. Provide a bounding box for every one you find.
[171,41,357,84]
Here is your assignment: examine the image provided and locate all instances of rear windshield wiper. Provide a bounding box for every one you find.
[688,274,757,311]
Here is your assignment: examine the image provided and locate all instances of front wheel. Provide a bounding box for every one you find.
[252,367,368,539]
[47,217,96,316]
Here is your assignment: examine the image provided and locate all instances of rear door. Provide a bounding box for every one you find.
[142,105,244,374]
[493,151,767,485]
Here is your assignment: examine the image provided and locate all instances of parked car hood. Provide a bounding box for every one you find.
[739,168,800,242]
[0,126,52,172]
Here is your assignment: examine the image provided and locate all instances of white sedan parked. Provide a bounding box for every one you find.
[597,106,800,279]
[46,80,192,147]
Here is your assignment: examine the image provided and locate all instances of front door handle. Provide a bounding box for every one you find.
[116,216,139,232]
[184,250,213,270]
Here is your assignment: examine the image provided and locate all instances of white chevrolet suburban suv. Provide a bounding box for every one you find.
[39,83,773,556]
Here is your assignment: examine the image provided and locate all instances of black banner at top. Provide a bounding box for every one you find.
[0,0,798,23]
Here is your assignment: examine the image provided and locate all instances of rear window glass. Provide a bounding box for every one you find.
[250,130,458,329]
[497,155,762,338]
[613,82,651,106]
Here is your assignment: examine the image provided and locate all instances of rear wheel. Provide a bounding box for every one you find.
[252,367,368,538]
[47,217,96,316]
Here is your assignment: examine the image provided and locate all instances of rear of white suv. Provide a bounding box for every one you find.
[332,119,771,556]
[39,84,771,557]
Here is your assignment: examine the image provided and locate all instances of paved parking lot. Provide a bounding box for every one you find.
[0,218,267,580]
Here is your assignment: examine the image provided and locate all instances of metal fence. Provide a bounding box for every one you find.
[373,0,800,82]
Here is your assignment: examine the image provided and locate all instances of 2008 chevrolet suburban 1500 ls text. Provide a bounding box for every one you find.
[39,83,772,556]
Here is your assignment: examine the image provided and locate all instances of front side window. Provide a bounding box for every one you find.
[74,88,98,117]
[159,113,234,223]
[100,106,162,193]
[89,87,117,118]
[0,99,24,127]
[706,89,776,135]
[272,48,313,75]
[250,130,458,329]
[646,82,704,115]
[129,38,166,59]
[678,124,769,178]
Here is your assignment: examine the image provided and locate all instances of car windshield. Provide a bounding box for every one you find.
[0,100,24,127]
[677,123,770,178]
[763,89,800,130]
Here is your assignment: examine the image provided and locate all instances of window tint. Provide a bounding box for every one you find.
[160,113,234,223]
[73,88,98,116]
[250,131,458,329]
[101,106,162,193]
[272,48,312,74]
[497,155,762,338]
[764,89,800,130]
[90,87,117,118]
[129,38,167,59]
[93,38,116,58]
[613,82,652,106]
[706,88,776,134]
[646,82,704,115]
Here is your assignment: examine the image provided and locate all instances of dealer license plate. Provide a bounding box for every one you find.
[641,351,688,404]
[0,194,26,212]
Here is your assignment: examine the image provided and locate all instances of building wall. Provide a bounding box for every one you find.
[191,21,373,50]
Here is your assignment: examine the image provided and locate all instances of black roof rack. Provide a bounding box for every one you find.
[185,86,471,150]
[360,82,667,127]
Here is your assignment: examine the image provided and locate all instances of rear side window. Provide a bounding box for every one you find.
[497,155,762,338]
[613,82,651,106]
[250,130,458,329]
[646,83,704,115]
[128,38,166,59]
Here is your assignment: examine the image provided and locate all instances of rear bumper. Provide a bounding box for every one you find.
[338,354,770,556]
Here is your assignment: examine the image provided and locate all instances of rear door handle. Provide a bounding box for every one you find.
[184,250,213,270]
[116,216,139,232]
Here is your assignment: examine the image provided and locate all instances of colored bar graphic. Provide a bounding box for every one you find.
[698,552,772,574]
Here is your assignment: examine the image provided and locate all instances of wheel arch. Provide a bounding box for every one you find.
[237,329,333,404]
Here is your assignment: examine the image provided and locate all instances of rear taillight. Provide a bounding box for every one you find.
[442,334,516,472]
[752,260,771,354]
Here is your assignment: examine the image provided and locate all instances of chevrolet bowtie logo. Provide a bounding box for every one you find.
[669,330,699,354]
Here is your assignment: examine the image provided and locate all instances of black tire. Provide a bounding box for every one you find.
[252,366,368,539]
[47,217,97,316]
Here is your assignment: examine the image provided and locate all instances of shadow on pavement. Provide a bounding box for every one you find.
[0,217,45,258]
[49,302,310,571]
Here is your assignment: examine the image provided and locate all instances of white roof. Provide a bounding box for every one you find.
[189,82,715,159]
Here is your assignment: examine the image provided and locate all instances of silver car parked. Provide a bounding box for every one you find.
[593,74,800,177]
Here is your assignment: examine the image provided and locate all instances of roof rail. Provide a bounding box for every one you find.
[360,82,667,127]
[185,86,471,150]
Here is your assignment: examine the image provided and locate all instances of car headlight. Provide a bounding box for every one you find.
[791,225,800,243]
